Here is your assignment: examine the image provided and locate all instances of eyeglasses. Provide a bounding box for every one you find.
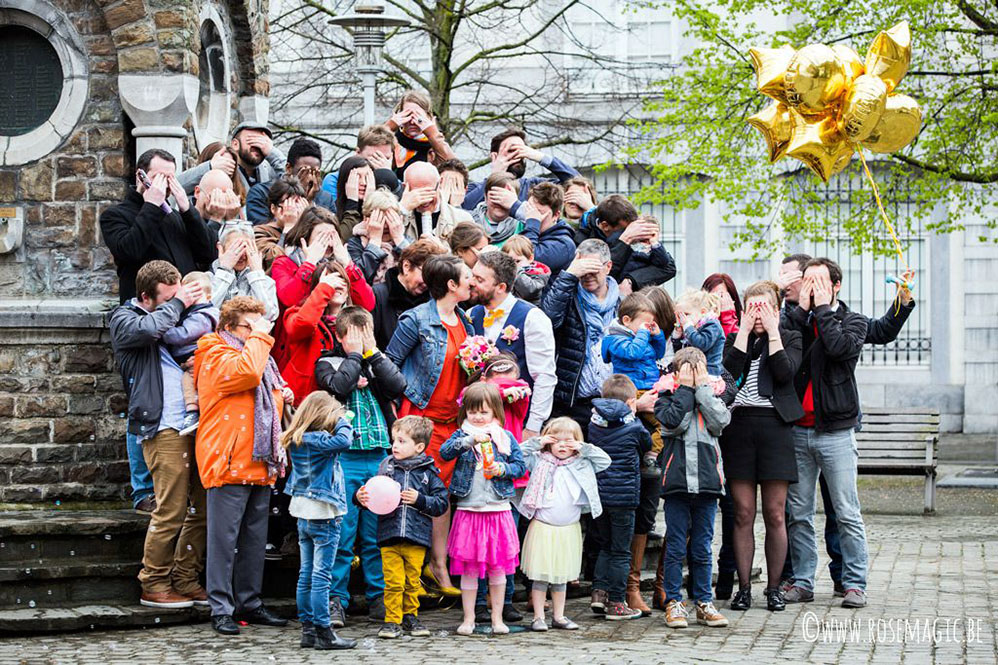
[220,220,253,236]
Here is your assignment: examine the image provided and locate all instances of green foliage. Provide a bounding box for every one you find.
[623,0,998,257]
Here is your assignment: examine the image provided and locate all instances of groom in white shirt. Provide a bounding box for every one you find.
[468,249,557,440]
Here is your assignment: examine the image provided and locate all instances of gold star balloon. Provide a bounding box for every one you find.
[749,45,797,105]
[786,110,854,181]
[747,101,793,161]
[746,20,920,181]
[865,21,911,92]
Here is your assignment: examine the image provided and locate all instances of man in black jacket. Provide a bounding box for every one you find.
[777,253,916,596]
[782,258,871,610]
[109,260,206,610]
[371,239,447,350]
[573,195,676,294]
[100,148,216,303]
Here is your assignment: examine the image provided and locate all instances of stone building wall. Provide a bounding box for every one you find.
[0,0,272,506]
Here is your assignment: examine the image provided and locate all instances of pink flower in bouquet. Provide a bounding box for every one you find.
[458,335,500,376]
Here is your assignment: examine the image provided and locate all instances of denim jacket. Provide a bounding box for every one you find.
[284,420,354,513]
[439,428,526,500]
[385,300,474,409]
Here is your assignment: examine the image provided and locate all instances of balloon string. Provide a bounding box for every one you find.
[856,147,911,313]
[856,148,909,271]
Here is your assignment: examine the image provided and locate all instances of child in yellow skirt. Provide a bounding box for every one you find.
[517,417,611,631]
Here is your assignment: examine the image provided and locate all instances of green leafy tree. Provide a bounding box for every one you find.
[624,0,998,256]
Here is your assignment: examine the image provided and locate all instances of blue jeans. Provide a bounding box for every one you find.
[781,473,843,584]
[663,493,717,603]
[126,430,154,507]
[329,449,387,606]
[476,506,519,608]
[297,517,342,627]
[786,427,867,592]
[819,473,843,584]
[592,506,636,602]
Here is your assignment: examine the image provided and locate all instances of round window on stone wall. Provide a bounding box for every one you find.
[0,25,64,136]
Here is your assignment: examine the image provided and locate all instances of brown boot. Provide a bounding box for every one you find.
[652,542,666,611]
[626,534,652,616]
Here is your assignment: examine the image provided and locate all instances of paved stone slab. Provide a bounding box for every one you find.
[1,513,995,664]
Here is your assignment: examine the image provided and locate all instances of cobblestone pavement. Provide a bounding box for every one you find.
[4,512,998,665]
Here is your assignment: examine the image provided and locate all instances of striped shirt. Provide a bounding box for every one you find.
[733,356,773,409]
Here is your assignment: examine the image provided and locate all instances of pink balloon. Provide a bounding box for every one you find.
[365,475,401,515]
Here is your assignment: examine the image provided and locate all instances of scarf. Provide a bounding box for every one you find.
[576,277,620,344]
[460,420,511,456]
[471,202,521,245]
[394,131,432,171]
[520,450,575,514]
[219,330,287,476]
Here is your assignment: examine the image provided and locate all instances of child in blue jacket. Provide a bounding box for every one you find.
[357,416,449,639]
[601,292,667,390]
[281,391,356,651]
[673,289,725,376]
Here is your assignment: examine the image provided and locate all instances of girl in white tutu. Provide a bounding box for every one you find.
[518,417,611,631]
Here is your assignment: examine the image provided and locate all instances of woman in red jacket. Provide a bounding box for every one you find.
[277,263,353,406]
[272,206,375,311]
[269,206,374,369]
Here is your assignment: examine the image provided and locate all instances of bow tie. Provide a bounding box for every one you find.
[483,308,506,328]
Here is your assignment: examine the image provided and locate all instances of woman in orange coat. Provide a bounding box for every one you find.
[195,296,293,635]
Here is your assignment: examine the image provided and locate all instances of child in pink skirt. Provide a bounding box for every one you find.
[440,382,527,636]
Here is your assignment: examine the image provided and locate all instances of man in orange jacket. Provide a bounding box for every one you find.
[195,296,293,635]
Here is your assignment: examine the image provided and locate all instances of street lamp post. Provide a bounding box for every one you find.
[329,4,410,127]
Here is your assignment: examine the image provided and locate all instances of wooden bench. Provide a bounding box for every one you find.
[855,407,939,513]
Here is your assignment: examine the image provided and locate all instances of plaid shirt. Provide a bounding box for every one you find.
[347,385,391,450]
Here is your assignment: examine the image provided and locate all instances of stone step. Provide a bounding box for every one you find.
[0,483,130,504]
[0,510,147,563]
[0,559,142,608]
[0,597,304,635]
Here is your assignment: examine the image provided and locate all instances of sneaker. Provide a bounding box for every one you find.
[765,587,786,612]
[402,614,430,637]
[140,590,194,609]
[134,496,157,513]
[178,411,200,436]
[329,596,346,628]
[696,601,729,627]
[833,581,845,597]
[841,589,867,608]
[378,622,403,639]
[368,594,386,621]
[783,585,814,603]
[664,600,688,628]
[604,601,643,621]
[264,543,282,561]
[729,587,752,611]
[590,589,608,615]
[176,586,209,607]
[778,578,795,594]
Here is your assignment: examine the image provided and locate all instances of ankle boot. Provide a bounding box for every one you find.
[315,625,357,650]
[626,534,651,616]
[300,621,315,648]
[653,544,666,611]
